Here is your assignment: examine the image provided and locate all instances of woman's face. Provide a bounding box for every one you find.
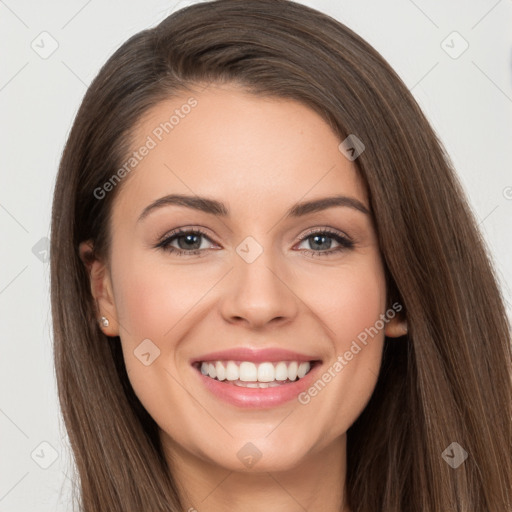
[81,84,403,474]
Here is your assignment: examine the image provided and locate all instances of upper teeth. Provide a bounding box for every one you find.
[200,360,312,382]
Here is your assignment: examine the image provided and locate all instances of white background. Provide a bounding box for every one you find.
[1,0,511,510]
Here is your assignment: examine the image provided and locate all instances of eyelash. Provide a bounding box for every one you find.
[155,227,354,257]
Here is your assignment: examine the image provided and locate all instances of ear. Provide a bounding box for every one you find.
[78,240,120,337]
[384,313,408,338]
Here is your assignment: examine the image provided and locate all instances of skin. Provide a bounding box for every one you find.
[80,84,406,512]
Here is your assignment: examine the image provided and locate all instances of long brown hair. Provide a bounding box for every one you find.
[50,0,512,510]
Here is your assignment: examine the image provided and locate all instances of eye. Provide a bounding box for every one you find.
[155,228,216,256]
[295,228,354,256]
[155,227,354,258]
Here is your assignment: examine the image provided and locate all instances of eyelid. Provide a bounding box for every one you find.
[292,225,352,245]
[156,226,217,245]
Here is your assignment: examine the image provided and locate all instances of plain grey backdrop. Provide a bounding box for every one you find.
[1,0,511,510]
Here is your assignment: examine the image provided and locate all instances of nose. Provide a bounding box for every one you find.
[219,249,299,329]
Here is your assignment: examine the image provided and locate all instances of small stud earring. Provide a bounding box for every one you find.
[100,316,110,327]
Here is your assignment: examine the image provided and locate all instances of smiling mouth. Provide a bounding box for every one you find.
[193,360,321,388]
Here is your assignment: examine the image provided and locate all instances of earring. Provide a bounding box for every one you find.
[100,316,110,327]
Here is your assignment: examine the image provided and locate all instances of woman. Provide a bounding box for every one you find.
[50,0,512,510]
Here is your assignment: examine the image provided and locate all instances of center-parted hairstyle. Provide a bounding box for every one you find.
[50,1,512,510]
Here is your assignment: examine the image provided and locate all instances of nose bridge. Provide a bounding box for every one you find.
[220,238,298,327]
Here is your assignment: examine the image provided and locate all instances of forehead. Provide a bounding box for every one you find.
[112,84,368,222]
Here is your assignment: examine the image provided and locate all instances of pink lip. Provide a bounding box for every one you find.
[190,347,320,364]
[193,361,322,409]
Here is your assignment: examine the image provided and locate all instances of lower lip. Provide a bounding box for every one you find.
[193,362,321,409]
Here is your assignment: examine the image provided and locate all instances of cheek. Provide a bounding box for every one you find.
[301,256,387,343]
[332,258,388,375]
[109,255,198,428]
[109,252,222,404]
[111,252,213,342]
[293,256,387,432]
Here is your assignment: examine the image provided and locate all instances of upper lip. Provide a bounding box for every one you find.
[191,347,322,364]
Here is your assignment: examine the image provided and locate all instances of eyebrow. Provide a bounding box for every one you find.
[137,193,370,222]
